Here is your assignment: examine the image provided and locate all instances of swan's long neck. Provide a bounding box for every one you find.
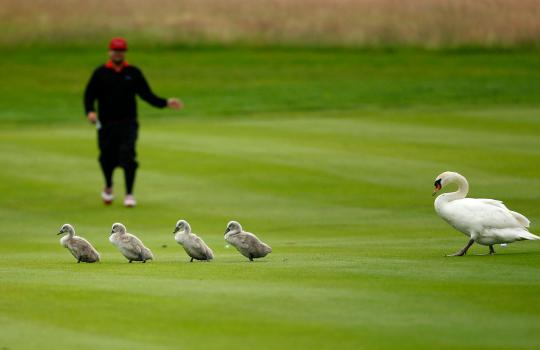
[445,174,469,201]
[60,230,74,246]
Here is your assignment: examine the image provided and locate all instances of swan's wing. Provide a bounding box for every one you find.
[476,199,530,228]
[196,235,213,259]
[183,234,206,258]
[449,198,528,230]
[237,232,260,250]
[226,233,254,257]
[481,227,540,244]
[73,236,93,248]
[509,210,530,228]
[476,198,505,208]
[126,233,144,245]
[193,234,213,259]
[70,237,99,260]
[141,246,154,260]
[241,232,270,255]
[205,244,214,259]
[193,234,214,259]
[120,234,143,254]
[245,232,272,256]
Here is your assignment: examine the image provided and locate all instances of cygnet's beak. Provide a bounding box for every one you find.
[57,231,63,235]
[110,229,115,235]
[173,227,179,234]
[224,228,230,235]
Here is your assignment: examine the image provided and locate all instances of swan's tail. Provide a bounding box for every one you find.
[264,244,272,255]
[519,230,540,241]
[142,247,154,260]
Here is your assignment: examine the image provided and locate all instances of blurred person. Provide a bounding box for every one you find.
[84,37,182,207]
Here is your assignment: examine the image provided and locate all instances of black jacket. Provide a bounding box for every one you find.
[84,62,167,124]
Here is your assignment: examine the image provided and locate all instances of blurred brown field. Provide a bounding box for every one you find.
[1,0,540,47]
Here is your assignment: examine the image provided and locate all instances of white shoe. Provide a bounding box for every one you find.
[101,188,114,205]
[124,195,136,208]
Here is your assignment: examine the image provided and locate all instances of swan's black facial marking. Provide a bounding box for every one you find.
[434,178,442,190]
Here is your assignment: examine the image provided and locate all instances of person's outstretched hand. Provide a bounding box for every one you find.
[87,112,97,124]
[167,98,183,110]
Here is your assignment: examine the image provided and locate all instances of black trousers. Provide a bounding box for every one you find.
[97,122,139,194]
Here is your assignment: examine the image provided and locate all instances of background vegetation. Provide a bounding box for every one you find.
[1,0,540,48]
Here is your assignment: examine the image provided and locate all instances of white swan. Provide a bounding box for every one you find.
[433,171,539,256]
[224,221,272,261]
[173,219,214,262]
[109,223,154,263]
[57,224,100,263]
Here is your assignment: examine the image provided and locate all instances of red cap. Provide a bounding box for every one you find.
[109,37,127,51]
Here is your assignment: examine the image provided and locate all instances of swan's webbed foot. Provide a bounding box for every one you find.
[446,239,475,257]
[475,245,497,256]
[446,251,466,257]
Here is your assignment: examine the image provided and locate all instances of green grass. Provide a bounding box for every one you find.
[1,47,540,350]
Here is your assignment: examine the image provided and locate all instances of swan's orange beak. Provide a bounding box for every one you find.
[432,179,442,196]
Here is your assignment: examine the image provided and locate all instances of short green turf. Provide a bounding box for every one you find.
[1,48,540,350]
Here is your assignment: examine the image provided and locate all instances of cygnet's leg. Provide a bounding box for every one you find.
[142,259,146,263]
[77,258,81,263]
[190,257,194,262]
[446,239,474,257]
[129,260,133,263]
[249,255,254,262]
